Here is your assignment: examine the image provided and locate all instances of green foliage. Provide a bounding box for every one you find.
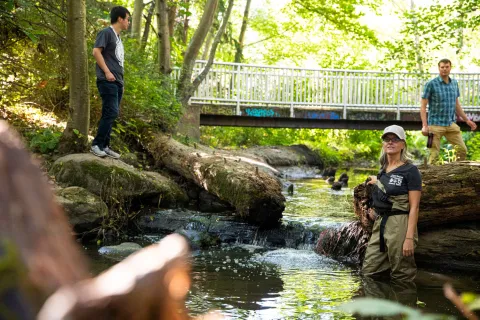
[28,128,62,153]
[340,297,454,319]
[463,292,480,310]
[290,0,380,44]
[246,0,380,68]
[383,0,480,71]
[465,132,480,160]
[200,127,388,166]
[120,39,182,132]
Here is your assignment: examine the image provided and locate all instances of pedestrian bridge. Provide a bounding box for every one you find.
[176,61,480,130]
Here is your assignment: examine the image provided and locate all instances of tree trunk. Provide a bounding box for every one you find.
[201,29,214,60]
[410,0,423,72]
[156,0,172,75]
[147,133,285,227]
[181,0,190,44]
[234,0,251,63]
[317,161,480,271]
[60,0,89,153]
[168,4,177,41]
[131,0,145,42]
[191,0,234,91]
[140,2,156,53]
[176,0,219,101]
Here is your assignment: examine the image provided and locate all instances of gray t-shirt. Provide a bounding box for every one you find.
[94,26,124,85]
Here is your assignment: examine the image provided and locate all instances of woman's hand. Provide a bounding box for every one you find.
[403,238,414,256]
[366,176,377,185]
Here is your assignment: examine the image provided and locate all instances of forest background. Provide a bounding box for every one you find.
[2,0,480,167]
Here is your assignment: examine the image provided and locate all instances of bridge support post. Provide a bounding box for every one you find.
[342,71,347,119]
[176,100,201,141]
[236,64,241,115]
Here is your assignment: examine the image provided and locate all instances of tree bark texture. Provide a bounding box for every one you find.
[317,161,480,271]
[63,0,89,151]
[168,4,177,42]
[181,0,189,44]
[177,0,218,101]
[147,134,286,227]
[131,0,145,42]
[234,0,251,63]
[140,2,156,52]
[156,0,172,74]
[191,0,234,91]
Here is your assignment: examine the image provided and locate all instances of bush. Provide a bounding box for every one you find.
[28,128,62,153]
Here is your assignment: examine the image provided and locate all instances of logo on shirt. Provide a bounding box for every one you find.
[115,37,124,68]
[388,174,403,186]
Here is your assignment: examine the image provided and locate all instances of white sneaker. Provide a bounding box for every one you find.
[91,145,107,157]
[104,146,120,159]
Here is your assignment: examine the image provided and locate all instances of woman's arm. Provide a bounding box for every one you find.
[403,190,421,256]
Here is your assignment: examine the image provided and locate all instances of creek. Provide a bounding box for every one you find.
[84,168,480,319]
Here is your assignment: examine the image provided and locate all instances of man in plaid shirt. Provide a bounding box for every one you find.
[420,58,477,164]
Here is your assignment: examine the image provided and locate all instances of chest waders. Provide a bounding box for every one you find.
[374,180,410,253]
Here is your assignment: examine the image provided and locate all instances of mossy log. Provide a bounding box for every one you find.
[317,161,480,271]
[148,134,286,227]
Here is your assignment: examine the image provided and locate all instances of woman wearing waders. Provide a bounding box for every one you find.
[362,125,422,282]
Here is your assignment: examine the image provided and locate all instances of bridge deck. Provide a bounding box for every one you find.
[200,114,478,131]
[175,61,480,128]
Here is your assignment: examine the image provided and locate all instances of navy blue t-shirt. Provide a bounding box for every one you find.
[372,163,422,211]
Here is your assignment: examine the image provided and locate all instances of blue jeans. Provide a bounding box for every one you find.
[92,80,123,149]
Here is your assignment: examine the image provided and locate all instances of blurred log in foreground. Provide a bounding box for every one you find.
[0,121,222,319]
[0,120,89,310]
[38,234,221,320]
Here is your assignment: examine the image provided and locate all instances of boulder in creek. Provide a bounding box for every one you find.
[98,242,142,261]
[50,153,188,207]
[55,186,107,233]
[240,144,323,167]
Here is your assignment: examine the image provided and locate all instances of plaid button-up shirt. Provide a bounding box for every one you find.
[421,76,459,126]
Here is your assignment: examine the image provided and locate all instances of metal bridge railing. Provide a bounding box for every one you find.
[172,61,480,118]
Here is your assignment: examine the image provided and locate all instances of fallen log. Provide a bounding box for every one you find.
[148,134,286,227]
[316,222,480,272]
[317,161,480,271]
[354,162,480,230]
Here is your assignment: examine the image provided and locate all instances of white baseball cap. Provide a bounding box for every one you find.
[382,125,406,140]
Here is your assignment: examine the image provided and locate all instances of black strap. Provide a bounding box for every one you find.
[379,211,409,252]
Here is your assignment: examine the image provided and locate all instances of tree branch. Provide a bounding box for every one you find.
[192,0,234,91]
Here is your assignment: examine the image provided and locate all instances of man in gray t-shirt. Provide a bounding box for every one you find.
[91,6,130,159]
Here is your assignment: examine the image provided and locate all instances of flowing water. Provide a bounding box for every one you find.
[84,169,480,319]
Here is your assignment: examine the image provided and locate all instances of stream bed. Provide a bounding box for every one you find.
[84,169,480,319]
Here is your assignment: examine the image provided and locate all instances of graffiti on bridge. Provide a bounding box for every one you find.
[305,111,341,120]
[348,112,396,121]
[462,112,480,122]
[244,108,278,117]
